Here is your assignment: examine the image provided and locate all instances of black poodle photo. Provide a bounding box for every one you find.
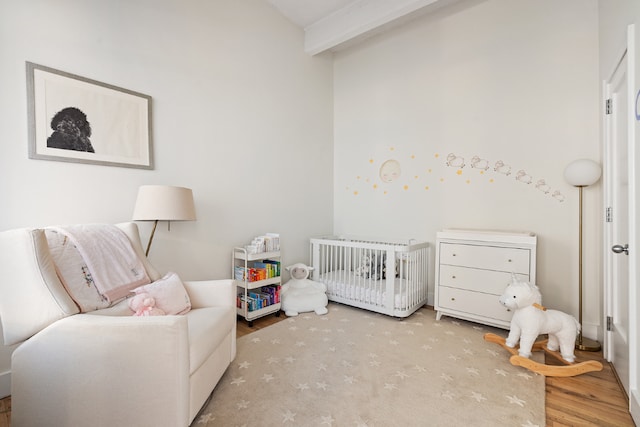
[47,107,95,153]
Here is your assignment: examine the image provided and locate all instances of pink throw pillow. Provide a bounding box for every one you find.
[131,272,191,315]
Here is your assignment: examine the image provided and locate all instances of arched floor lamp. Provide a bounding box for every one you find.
[564,159,602,352]
[132,185,196,256]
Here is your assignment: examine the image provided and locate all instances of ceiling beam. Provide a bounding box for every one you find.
[304,0,457,55]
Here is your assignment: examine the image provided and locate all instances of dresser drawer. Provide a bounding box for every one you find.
[437,286,513,323]
[438,265,529,295]
[438,242,531,274]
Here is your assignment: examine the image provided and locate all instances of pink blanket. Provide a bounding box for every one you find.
[51,224,150,303]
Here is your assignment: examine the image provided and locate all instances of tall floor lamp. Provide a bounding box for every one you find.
[564,159,602,352]
[132,185,196,256]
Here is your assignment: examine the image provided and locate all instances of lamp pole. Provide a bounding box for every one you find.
[564,159,602,352]
[575,184,601,352]
[145,219,159,257]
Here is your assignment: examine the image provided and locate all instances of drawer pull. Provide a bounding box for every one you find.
[451,275,456,279]
[508,259,512,262]
[452,253,457,257]
[450,297,455,301]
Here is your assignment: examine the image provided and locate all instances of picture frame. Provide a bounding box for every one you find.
[26,62,153,169]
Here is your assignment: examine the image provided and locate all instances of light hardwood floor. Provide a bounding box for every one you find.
[0,309,635,427]
[0,397,8,427]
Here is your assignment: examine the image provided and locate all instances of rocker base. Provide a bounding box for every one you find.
[484,332,604,377]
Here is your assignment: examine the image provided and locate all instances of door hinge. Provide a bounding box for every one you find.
[606,207,613,222]
[606,98,612,114]
[607,316,613,331]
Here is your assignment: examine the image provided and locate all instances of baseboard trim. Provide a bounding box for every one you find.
[0,370,10,398]
[582,324,602,343]
[630,389,640,425]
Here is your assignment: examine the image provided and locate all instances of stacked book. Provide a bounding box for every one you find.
[245,233,280,254]
[234,260,281,282]
[237,285,281,312]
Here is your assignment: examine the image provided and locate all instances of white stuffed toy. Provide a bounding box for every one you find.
[499,276,580,363]
[281,263,328,317]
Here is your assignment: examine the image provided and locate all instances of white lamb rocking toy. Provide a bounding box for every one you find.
[280,263,328,317]
[484,275,603,377]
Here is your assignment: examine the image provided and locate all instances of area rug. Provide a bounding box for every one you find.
[192,304,545,427]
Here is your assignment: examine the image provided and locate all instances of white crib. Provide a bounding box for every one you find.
[310,236,430,317]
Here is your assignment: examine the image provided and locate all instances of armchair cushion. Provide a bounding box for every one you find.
[187,307,235,375]
[0,228,79,345]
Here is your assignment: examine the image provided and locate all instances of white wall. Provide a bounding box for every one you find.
[599,0,638,77]
[0,0,333,397]
[333,0,601,328]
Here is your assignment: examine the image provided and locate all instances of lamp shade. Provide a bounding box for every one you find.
[563,159,602,187]
[132,185,196,221]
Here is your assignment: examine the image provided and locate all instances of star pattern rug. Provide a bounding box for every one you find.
[193,303,544,427]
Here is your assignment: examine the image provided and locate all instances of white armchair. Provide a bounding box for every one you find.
[0,223,236,427]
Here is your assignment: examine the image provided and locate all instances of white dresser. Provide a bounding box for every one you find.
[434,229,537,329]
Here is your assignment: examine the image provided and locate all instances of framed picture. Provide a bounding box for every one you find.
[26,62,153,169]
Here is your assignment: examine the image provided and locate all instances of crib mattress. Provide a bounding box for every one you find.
[319,270,423,309]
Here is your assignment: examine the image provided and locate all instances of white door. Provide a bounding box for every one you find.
[605,26,640,424]
[604,50,630,394]
[628,23,640,426]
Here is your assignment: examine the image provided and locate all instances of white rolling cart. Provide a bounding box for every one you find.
[233,247,282,326]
